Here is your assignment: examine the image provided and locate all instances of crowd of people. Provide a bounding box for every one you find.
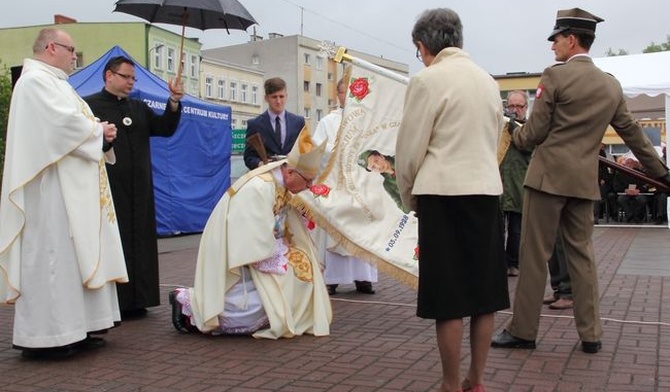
[1,6,670,392]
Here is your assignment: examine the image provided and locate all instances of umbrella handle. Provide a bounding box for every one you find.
[174,8,188,89]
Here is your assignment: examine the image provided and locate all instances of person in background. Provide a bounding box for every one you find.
[312,78,377,295]
[500,90,531,277]
[612,157,650,223]
[0,28,128,359]
[85,56,184,319]
[542,234,574,310]
[491,7,670,355]
[244,77,305,169]
[595,143,615,223]
[396,8,509,392]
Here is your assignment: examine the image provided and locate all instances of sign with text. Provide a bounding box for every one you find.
[232,128,246,154]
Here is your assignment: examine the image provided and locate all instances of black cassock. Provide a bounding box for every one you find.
[85,89,181,312]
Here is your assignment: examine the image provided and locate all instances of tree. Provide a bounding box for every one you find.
[642,35,670,53]
[605,48,629,56]
[0,62,11,191]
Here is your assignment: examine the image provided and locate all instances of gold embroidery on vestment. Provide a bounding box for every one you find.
[286,247,313,282]
[98,160,116,224]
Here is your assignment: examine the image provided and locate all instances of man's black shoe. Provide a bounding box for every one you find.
[581,341,602,354]
[354,280,375,294]
[327,284,338,295]
[169,290,190,333]
[491,330,536,349]
[121,308,148,320]
[19,346,78,360]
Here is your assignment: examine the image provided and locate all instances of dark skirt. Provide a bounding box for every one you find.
[416,195,510,320]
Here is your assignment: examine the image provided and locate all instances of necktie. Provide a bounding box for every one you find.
[275,116,282,148]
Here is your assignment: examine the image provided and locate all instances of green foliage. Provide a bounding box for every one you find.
[642,35,670,53]
[605,48,629,56]
[0,63,11,192]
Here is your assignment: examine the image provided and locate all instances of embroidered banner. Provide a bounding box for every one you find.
[292,64,418,288]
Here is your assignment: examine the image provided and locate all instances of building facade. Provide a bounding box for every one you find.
[0,18,202,96]
[200,57,264,130]
[202,34,409,130]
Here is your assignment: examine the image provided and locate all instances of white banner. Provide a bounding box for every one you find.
[292,64,418,288]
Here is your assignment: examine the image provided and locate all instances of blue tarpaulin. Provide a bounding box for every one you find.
[69,46,231,236]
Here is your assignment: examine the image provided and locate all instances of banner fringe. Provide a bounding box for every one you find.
[289,195,418,290]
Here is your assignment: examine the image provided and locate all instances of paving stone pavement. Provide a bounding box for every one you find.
[1,226,669,391]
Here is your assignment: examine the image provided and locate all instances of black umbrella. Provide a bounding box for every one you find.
[114,0,257,81]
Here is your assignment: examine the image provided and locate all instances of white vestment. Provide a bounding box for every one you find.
[312,108,378,284]
[188,162,331,339]
[0,59,128,348]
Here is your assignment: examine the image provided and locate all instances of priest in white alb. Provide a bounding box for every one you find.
[0,28,128,359]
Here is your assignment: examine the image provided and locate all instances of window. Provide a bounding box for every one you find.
[229,80,237,101]
[304,53,311,65]
[251,85,259,105]
[315,56,324,70]
[327,72,334,81]
[232,118,238,128]
[190,55,198,77]
[252,54,260,65]
[75,53,83,69]
[154,45,163,69]
[167,47,175,72]
[241,119,248,128]
[304,107,310,118]
[315,83,322,97]
[240,83,248,103]
[218,79,226,99]
[303,81,310,92]
[205,76,213,97]
[327,98,335,107]
[316,109,323,121]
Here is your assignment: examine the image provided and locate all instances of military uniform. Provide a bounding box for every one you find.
[494,7,669,350]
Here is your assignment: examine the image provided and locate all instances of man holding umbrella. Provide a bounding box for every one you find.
[85,56,184,319]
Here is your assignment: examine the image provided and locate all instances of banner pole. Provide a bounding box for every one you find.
[320,41,410,85]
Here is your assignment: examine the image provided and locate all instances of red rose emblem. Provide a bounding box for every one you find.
[349,77,370,102]
[413,246,419,261]
[310,184,330,198]
[307,220,316,230]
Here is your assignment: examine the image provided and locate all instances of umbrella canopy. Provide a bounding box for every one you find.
[113,0,257,32]
[114,0,257,84]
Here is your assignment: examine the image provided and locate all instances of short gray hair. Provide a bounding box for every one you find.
[411,8,463,56]
[33,28,59,54]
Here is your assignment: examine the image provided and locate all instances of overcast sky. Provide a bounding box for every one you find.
[2,0,668,75]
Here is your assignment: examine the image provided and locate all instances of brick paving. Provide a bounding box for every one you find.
[1,226,669,391]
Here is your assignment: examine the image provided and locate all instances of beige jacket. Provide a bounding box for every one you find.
[396,47,503,212]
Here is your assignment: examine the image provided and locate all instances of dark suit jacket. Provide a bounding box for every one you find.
[243,110,305,169]
[512,56,667,201]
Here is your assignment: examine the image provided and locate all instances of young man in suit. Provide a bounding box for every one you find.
[491,7,670,354]
[244,77,306,169]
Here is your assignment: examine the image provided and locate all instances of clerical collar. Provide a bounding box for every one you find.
[101,88,127,102]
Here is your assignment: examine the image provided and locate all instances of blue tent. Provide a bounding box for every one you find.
[70,46,231,236]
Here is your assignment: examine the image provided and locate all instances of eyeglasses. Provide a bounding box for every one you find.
[507,104,527,110]
[415,48,423,62]
[112,71,138,82]
[50,42,76,54]
[293,170,313,186]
